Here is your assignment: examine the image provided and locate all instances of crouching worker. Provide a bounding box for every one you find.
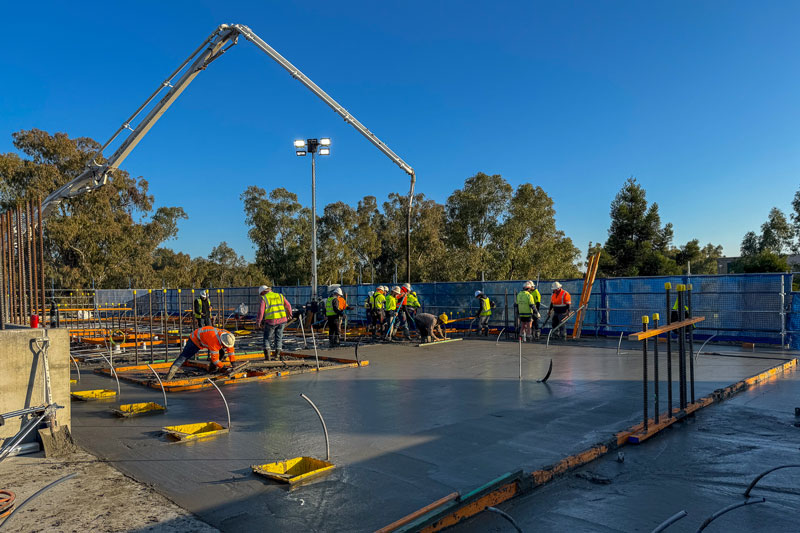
[414,313,448,343]
[165,326,236,381]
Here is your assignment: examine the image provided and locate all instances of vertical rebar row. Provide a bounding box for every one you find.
[25,201,34,324]
[664,283,673,416]
[677,285,687,410]
[652,313,660,425]
[641,315,649,431]
[163,288,168,361]
[133,290,139,365]
[38,198,45,327]
[687,284,695,403]
[30,200,39,322]
[17,205,25,321]
[178,288,183,348]
[221,289,225,329]
[3,213,9,324]
[148,289,154,363]
[0,212,5,329]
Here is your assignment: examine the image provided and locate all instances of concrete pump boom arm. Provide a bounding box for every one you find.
[42,23,416,216]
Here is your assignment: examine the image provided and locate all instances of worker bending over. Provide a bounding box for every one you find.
[325,288,346,347]
[193,290,213,328]
[256,284,292,361]
[548,282,571,339]
[474,290,493,336]
[516,281,541,341]
[385,286,399,337]
[165,326,236,381]
[414,313,448,343]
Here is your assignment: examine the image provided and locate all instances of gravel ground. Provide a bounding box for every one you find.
[0,449,218,532]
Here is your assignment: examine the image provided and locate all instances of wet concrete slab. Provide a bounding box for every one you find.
[456,367,800,532]
[68,339,794,531]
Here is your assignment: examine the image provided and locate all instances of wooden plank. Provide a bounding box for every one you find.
[628,316,705,341]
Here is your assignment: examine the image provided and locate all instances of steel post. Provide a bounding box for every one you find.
[687,284,695,403]
[38,198,45,328]
[29,200,39,322]
[677,286,687,409]
[653,313,660,424]
[178,288,183,350]
[16,205,25,322]
[666,283,674,416]
[26,201,34,324]
[163,289,168,361]
[133,290,139,365]
[148,289,154,363]
[641,315,649,430]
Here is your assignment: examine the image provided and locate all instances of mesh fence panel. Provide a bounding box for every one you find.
[94,273,790,344]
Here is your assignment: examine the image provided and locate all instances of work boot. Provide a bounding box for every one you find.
[264,349,271,361]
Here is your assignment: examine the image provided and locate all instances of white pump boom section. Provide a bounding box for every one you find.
[42,23,416,216]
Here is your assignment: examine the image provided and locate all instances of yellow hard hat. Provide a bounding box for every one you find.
[438,313,449,324]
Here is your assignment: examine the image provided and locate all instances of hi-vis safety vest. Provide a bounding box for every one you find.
[516,291,535,317]
[262,291,287,320]
[551,290,571,307]
[374,293,386,310]
[193,297,206,319]
[325,296,338,317]
[479,297,492,316]
[190,326,235,365]
[386,295,397,311]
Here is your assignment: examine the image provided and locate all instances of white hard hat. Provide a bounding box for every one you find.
[380,285,388,292]
[258,285,269,294]
[403,283,412,290]
[368,291,374,297]
[220,332,235,348]
[523,281,534,289]
[474,290,483,297]
[334,288,343,296]
[552,281,562,290]
[391,286,401,294]
[200,290,209,298]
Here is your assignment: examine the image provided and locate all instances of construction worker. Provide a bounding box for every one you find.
[256,284,292,361]
[414,312,448,343]
[164,326,236,381]
[193,290,212,328]
[395,283,417,339]
[385,286,399,337]
[548,282,571,340]
[372,286,387,340]
[516,281,541,341]
[325,288,346,347]
[474,290,492,336]
[364,290,375,338]
[401,283,421,314]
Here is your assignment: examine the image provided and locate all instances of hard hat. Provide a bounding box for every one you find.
[380,285,388,292]
[220,332,235,348]
[200,290,209,298]
[438,313,449,324]
[523,281,534,289]
[474,290,482,297]
[552,281,562,290]
[403,283,412,290]
[368,291,374,297]
[334,288,343,296]
[257,285,269,294]
[391,286,401,294]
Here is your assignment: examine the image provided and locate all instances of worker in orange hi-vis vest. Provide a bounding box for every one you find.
[165,326,236,381]
[548,281,572,340]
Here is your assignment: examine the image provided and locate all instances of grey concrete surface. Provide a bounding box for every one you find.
[456,366,800,532]
[1,328,70,441]
[68,338,793,531]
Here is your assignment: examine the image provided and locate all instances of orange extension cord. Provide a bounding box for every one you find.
[0,489,15,518]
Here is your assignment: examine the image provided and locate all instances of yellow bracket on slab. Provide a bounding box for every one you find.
[162,421,228,441]
[252,456,335,484]
[112,402,166,417]
[71,389,117,401]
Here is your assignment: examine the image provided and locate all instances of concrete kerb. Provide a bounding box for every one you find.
[379,357,799,532]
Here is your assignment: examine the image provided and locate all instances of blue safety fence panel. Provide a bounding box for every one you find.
[95,273,790,344]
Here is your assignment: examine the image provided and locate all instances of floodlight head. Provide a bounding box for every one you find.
[319,138,331,146]
[294,140,306,148]
[319,147,330,155]
[296,150,307,156]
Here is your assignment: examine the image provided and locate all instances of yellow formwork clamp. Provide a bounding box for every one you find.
[148,289,152,293]
[178,289,181,293]
[133,290,137,295]
[687,284,693,291]
[653,313,660,321]
[221,289,224,293]
[163,289,167,293]
[642,315,649,324]
[676,284,685,292]
[664,282,672,290]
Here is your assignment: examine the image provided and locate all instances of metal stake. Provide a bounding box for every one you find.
[677,286,687,409]
[641,315,648,430]
[665,283,673,416]
[653,313,660,424]
[687,284,695,403]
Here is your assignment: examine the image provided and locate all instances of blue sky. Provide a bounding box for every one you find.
[3,1,800,262]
